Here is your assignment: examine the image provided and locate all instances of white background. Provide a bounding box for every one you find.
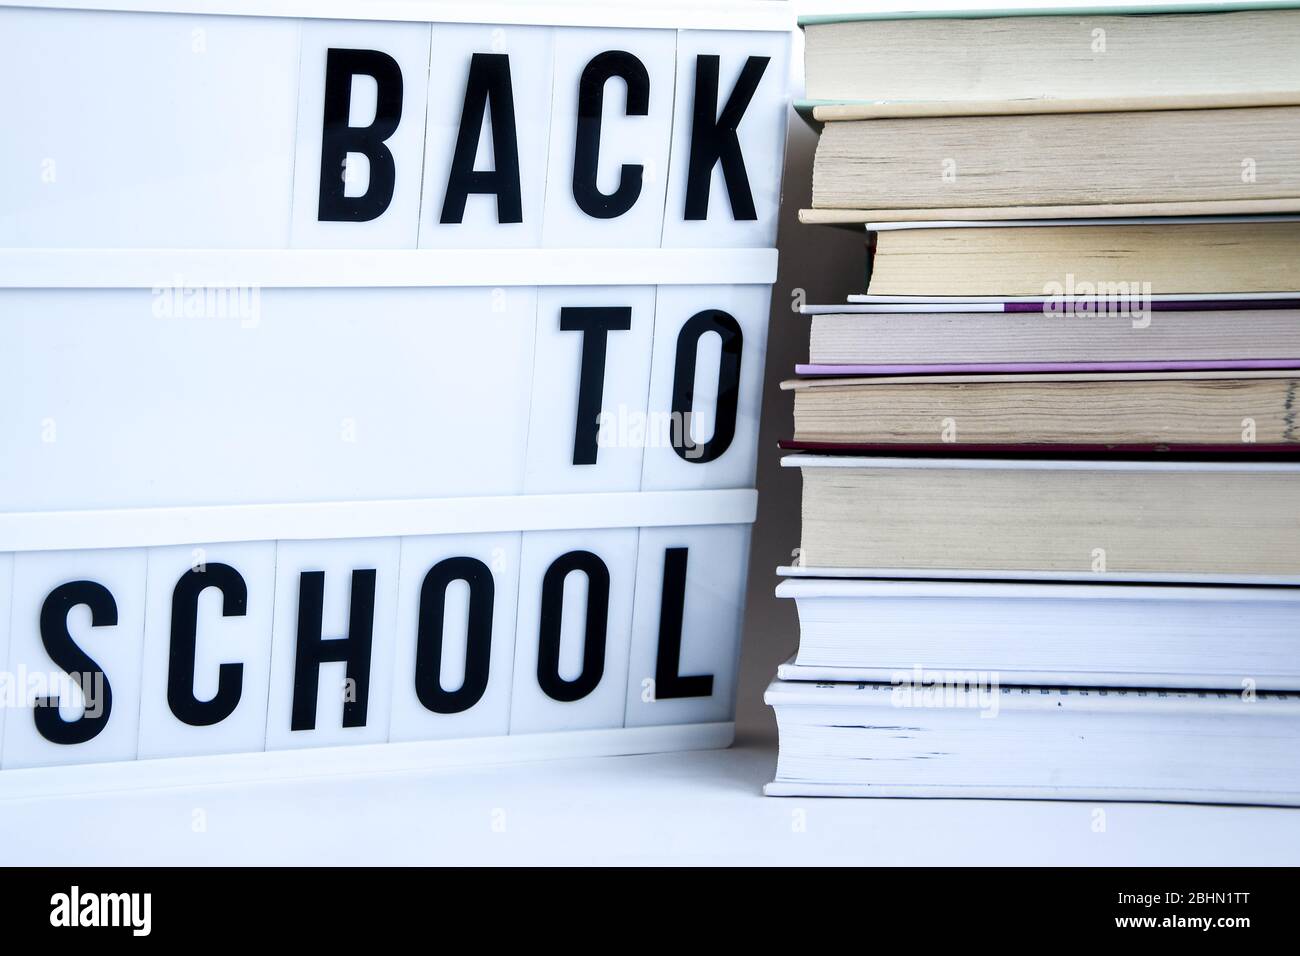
[3,0,1298,864]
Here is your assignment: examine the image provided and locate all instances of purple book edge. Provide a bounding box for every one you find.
[796,360,1300,376]
[1001,299,1300,313]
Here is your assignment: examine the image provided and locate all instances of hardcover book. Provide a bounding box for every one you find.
[787,455,1300,582]
[800,3,1300,116]
[857,218,1300,296]
[808,107,1300,221]
[776,578,1300,690]
[766,678,1300,805]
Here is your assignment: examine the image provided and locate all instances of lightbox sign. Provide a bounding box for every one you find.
[0,0,789,792]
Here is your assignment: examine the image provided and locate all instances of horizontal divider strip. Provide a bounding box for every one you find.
[799,198,1300,224]
[0,247,778,289]
[0,488,758,552]
[10,0,795,31]
[775,565,1300,587]
[0,722,736,800]
[804,91,1300,122]
[781,454,1300,473]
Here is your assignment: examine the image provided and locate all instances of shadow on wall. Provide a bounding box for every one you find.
[736,108,865,744]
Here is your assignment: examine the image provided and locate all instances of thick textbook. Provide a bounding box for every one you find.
[800,5,1300,116]
[765,678,1300,805]
[801,300,1300,372]
[785,370,1300,449]
[787,455,1300,582]
[776,578,1300,690]
[861,218,1300,297]
[808,107,1300,220]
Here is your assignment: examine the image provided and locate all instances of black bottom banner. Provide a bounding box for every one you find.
[0,867,1288,941]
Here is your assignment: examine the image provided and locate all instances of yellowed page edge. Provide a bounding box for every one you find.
[782,369,1300,390]
[799,198,1300,223]
[811,92,1300,121]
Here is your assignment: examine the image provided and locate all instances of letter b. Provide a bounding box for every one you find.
[317,48,404,222]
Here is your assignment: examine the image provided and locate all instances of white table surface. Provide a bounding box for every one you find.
[3,736,1298,865]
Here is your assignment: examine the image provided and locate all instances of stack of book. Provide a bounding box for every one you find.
[766,3,1300,805]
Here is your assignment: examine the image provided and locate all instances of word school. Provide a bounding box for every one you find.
[0,525,748,769]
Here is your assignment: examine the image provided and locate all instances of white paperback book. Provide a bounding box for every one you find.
[775,578,1300,690]
[764,678,1300,806]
